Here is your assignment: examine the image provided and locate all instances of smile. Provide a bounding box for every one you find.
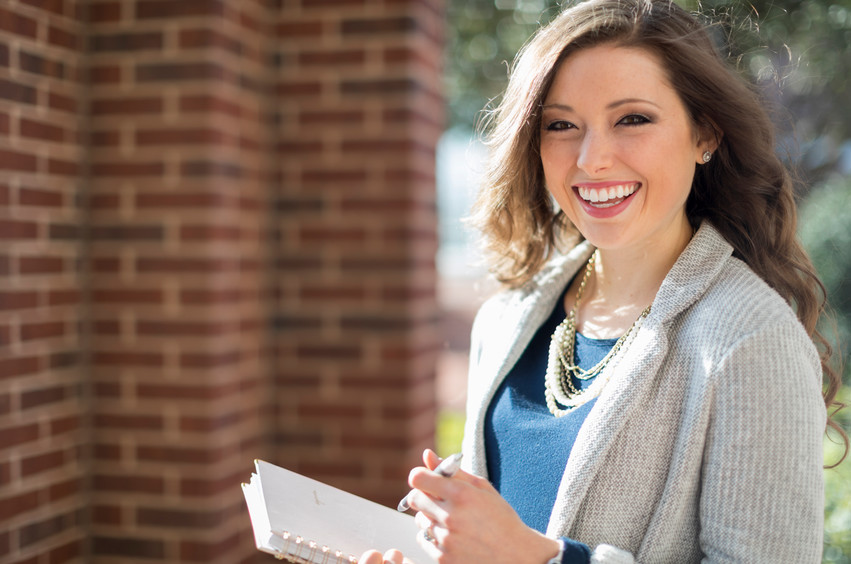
[575,182,640,208]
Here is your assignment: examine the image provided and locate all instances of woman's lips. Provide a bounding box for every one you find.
[572,182,641,217]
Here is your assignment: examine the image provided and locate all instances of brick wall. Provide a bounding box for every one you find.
[0,0,88,561]
[272,0,445,508]
[1,0,444,562]
[86,1,273,562]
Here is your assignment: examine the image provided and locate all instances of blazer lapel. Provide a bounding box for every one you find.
[466,242,594,478]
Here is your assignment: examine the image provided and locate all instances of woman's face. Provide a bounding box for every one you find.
[540,44,710,253]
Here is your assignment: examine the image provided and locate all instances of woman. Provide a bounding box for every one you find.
[361,0,846,562]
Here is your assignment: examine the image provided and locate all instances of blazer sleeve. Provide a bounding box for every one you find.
[697,321,825,563]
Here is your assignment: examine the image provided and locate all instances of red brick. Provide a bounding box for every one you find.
[21,450,66,476]
[136,0,224,19]
[21,385,68,409]
[0,111,8,133]
[49,478,80,502]
[20,117,66,142]
[0,77,37,104]
[48,91,76,113]
[49,539,82,563]
[94,351,163,367]
[91,224,163,241]
[94,474,164,494]
[94,413,163,430]
[19,50,67,79]
[136,127,227,146]
[179,28,241,54]
[180,534,240,561]
[276,21,323,38]
[90,32,163,52]
[136,192,229,209]
[50,351,79,370]
[20,187,64,207]
[136,320,232,336]
[48,24,77,50]
[89,65,121,84]
[137,507,221,529]
[299,49,365,67]
[179,412,241,432]
[0,148,38,171]
[0,422,40,450]
[137,257,239,274]
[299,109,364,126]
[21,320,65,341]
[277,80,322,97]
[47,289,79,305]
[0,219,39,239]
[0,7,37,39]
[179,94,242,117]
[179,224,242,241]
[91,257,120,272]
[136,62,225,83]
[0,291,40,310]
[48,158,79,176]
[179,349,241,368]
[49,415,80,436]
[88,2,122,22]
[90,162,164,177]
[92,536,165,559]
[92,505,122,525]
[92,289,162,304]
[91,97,162,115]
[0,489,39,521]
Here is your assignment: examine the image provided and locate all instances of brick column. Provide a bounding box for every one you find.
[273,0,445,507]
[0,1,87,562]
[86,1,273,562]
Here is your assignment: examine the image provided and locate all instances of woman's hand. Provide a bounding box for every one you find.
[407,449,560,564]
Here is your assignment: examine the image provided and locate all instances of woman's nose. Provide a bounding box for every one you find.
[576,130,613,175]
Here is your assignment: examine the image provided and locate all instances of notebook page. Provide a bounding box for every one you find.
[254,460,433,563]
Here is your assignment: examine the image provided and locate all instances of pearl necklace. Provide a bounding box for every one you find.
[544,250,651,417]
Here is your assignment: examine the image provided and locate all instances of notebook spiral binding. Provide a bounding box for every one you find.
[275,531,358,564]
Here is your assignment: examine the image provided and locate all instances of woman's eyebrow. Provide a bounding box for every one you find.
[542,98,662,111]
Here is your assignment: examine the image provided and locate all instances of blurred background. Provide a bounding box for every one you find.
[1,0,848,563]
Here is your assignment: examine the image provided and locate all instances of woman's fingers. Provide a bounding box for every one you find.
[381,549,406,563]
[422,448,441,470]
[357,549,408,564]
[358,550,384,564]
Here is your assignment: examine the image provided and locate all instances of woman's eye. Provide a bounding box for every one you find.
[618,114,651,126]
[545,120,575,131]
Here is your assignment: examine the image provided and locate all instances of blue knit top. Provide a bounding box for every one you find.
[484,285,617,563]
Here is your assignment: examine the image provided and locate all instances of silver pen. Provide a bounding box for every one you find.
[397,452,463,512]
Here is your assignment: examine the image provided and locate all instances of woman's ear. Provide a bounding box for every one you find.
[695,118,722,163]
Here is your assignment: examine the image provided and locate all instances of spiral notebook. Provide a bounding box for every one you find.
[242,459,433,563]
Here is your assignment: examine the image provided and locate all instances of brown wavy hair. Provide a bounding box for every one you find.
[470,0,847,464]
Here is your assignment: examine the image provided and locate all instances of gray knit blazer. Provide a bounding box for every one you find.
[461,222,825,563]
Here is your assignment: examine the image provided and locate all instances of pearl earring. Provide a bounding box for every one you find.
[702,151,712,163]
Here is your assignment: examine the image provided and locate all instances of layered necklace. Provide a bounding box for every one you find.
[544,250,651,417]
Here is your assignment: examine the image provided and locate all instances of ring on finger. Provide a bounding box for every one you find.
[420,527,439,547]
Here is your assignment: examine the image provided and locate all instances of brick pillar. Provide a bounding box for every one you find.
[86,1,273,562]
[273,1,445,507]
[0,1,87,562]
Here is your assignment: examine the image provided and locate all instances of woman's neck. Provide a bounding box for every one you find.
[575,221,694,338]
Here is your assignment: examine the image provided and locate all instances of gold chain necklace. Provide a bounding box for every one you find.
[544,250,651,417]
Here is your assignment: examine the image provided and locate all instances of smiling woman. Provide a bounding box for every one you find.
[358,1,847,563]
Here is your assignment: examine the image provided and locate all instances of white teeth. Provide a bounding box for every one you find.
[576,183,638,204]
